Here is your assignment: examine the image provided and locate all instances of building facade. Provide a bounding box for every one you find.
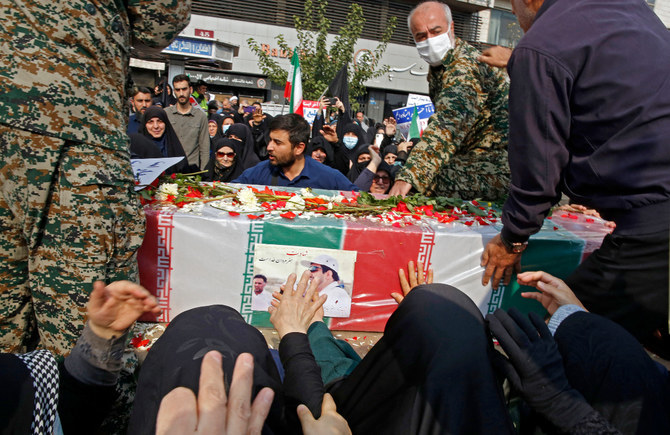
[130,0,668,121]
[131,0,493,122]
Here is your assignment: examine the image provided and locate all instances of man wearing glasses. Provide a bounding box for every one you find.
[302,255,351,318]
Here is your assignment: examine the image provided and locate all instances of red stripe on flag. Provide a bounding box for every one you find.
[330,221,429,331]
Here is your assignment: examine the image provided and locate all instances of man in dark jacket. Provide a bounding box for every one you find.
[481,0,670,357]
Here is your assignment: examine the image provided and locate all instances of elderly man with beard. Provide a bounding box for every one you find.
[389,1,510,201]
[233,114,358,191]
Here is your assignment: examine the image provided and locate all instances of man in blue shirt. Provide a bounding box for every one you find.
[233,114,358,191]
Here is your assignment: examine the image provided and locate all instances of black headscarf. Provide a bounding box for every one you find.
[347,146,373,182]
[220,115,235,134]
[204,138,245,182]
[375,161,396,192]
[306,136,335,166]
[208,115,224,141]
[141,105,188,173]
[129,133,162,159]
[340,122,368,163]
[226,123,260,170]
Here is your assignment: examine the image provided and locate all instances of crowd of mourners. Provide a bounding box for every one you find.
[128,75,415,195]
[2,0,670,433]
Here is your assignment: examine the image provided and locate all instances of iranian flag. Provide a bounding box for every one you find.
[284,49,303,115]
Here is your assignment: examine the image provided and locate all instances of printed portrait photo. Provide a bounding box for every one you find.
[252,244,357,317]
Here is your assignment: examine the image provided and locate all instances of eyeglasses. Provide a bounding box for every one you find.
[373,175,391,182]
[216,151,235,158]
[308,265,322,272]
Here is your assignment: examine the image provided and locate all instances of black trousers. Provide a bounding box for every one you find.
[565,228,670,356]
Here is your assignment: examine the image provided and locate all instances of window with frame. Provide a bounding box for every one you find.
[487,9,523,48]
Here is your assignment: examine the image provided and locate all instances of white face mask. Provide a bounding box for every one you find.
[415,31,453,67]
[343,136,358,150]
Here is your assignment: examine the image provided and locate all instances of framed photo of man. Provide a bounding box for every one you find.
[252,244,357,317]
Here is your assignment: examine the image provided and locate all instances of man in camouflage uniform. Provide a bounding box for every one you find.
[0,1,191,358]
[390,1,510,201]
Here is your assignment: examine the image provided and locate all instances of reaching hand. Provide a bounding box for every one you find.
[388,180,412,197]
[486,309,592,430]
[320,125,338,143]
[252,108,264,124]
[272,281,324,326]
[156,351,274,435]
[517,271,586,315]
[392,260,433,304]
[481,234,522,289]
[297,393,352,435]
[269,271,327,338]
[87,280,160,339]
[367,144,382,168]
[477,45,513,68]
[397,141,412,153]
[334,97,344,111]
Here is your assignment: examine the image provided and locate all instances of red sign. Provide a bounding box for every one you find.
[195,28,214,38]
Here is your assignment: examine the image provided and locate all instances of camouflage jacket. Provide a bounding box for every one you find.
[396,38,510,194]
[0,0,191,152]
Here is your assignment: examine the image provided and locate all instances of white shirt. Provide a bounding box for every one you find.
[252,290,274,311]
[320,281,352,318]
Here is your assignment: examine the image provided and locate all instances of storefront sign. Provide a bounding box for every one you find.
[259,44,294,59]
[185,70,269,89]
[163,38,213,57]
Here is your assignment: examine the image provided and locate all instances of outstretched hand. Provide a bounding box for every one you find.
[477,45,513,68]
[392,260,433,304]
[269,271,327,338]
[298,393,352,435]
[481,234,521,289]
[156,351,274,435]
[517,271,586,315]
[388,180,412,197]
[87,280,160,339]
[320,125,338,143]
[486,309,591,430]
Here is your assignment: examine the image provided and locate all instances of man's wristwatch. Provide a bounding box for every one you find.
[500,235,528,254]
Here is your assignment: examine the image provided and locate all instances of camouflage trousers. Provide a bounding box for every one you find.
[0,125,145,358]
[426,150,510,202]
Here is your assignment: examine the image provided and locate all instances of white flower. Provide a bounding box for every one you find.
[236,188,259,208]
[209,198,235,211]
[300,188,314,198]
[286,195,305,210]
[156,183,179,201]
[181,202,205,214]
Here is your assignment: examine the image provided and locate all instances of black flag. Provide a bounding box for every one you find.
[328,64,350,115]
[160,76,169,108]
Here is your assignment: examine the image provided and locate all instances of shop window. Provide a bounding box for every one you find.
[487,9,523,48]
[384,92,408,119]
